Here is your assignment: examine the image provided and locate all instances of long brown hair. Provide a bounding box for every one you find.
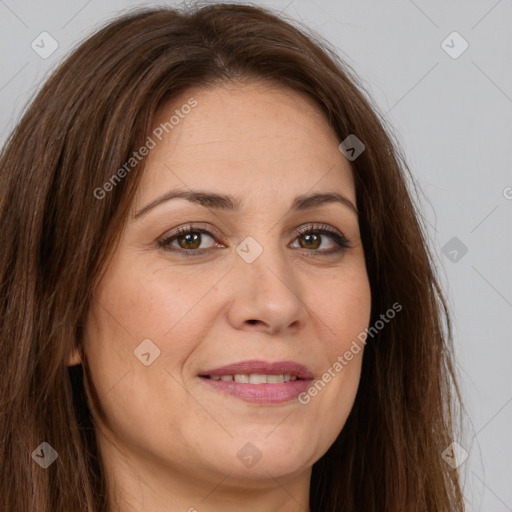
[0,3,466,510]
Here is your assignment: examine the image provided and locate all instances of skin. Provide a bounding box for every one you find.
[70,80,372,512]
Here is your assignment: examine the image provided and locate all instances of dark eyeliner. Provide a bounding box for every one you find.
[294,223,352,255]
[158,222,351,256]
[158,223,220,257]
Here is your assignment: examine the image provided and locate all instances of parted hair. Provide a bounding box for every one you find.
[0,2,465,511]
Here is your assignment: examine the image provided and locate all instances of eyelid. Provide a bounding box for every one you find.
[293,223,352,251]
[294,223,341,236]
[157,222,224,256]
[158,221,351,256]
[160,222,224,242]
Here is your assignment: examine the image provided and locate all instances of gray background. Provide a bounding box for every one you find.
[1,0,511,509]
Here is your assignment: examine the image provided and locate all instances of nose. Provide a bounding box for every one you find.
[226,241,309,335]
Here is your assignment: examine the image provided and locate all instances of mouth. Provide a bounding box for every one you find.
[202,373,300,383]
[198,360,314,404]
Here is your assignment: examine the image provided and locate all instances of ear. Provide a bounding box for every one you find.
[68,346,82,367]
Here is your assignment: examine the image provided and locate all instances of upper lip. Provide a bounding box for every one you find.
[199,359,314,380]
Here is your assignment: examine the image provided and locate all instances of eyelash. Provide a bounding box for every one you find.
[158,223,351,258]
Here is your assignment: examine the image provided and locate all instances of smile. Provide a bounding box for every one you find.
[198,360,314,404]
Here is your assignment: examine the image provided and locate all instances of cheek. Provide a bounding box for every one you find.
[82,256,233,394]
[89,255,228,343]
[297,262,370,414]
[308,263,371,357]
[81,264,216,446]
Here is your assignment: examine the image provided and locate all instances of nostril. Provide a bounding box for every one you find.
[247,319,258,325]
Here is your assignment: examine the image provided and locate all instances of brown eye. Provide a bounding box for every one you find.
[291,224,351,255]
[175,232,202,250]
[298,233,321,250]
[158,223,350,258]
[159,225,219,256]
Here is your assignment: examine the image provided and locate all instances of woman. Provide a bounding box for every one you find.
[0,3,466,511]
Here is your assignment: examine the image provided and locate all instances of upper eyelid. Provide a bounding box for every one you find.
[159,223,348,252]
[161,222,345,241]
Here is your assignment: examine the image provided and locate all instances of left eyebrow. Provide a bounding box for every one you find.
[133,189,358,219]
[292,191,358,216]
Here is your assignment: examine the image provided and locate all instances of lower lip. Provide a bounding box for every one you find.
[199,377,313,404]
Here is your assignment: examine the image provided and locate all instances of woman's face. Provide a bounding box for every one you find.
[80,80,371,494]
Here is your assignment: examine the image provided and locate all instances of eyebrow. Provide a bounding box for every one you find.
[133,188,358,219]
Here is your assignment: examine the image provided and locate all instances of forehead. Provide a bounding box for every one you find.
[135,80,355,209]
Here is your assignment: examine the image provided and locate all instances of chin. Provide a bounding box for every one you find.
[207,431,319,479]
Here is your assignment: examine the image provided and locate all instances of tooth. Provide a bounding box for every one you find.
[266,374,285,383]
[249,374,268,384]
[211,373,297,383]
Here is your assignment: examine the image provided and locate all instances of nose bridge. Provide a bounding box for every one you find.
[236,231,292,287]
[227,230,308,333]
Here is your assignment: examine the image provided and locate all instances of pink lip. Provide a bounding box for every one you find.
[198,359,314,404]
